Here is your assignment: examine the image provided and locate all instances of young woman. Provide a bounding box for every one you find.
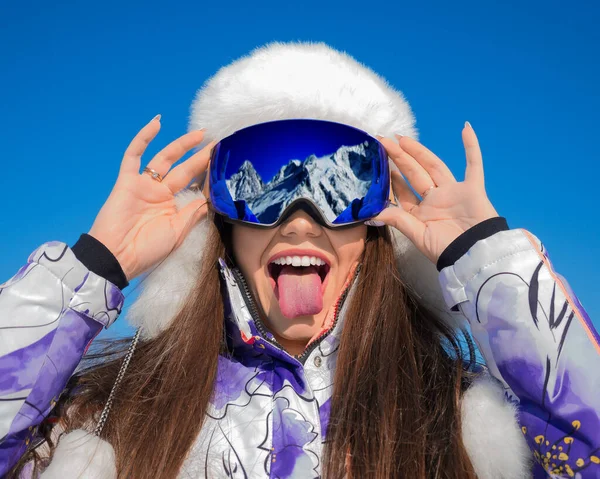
[1,43,599,479]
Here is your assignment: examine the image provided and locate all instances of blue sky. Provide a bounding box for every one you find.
[1,0,598,340]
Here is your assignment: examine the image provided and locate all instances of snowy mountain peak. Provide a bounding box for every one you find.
[227,160,265,201]
[269,159,303,188]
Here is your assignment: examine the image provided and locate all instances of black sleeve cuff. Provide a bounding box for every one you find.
[436,217,509,271]
[71,234,129,290]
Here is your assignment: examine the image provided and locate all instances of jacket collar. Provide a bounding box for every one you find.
[218,258,357,366]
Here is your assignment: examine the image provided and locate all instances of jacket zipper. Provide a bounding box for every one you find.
[295,276,354,364]
[231,267,286,351]
[230,266,359,365]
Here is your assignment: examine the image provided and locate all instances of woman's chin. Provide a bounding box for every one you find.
[269,316,323,343]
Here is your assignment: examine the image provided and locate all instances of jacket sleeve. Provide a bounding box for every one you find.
[0,240,125,476]
[439,228,600,478]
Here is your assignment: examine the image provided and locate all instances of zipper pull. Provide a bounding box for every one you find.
[218,258,238,287]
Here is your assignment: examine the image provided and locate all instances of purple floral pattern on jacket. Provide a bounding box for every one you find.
[0,243,123,476]
[440,229,600,477]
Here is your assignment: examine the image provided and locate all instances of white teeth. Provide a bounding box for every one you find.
[271,255,327,267]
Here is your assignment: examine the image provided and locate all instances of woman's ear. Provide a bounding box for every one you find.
[216,218,235,265]
[365,224,381,243]
[201,170,210,198]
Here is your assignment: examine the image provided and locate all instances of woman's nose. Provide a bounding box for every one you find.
[278,210,323,238]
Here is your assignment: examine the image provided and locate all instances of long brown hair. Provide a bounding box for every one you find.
[323,227,476,478]
[11,218,477,478]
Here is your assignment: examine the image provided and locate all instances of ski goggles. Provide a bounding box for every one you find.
[207,119,391,228]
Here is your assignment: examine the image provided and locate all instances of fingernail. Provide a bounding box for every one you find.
[375,133,384,139]
[394,133,403,139]
[364,220,385,227]
[465,121,472,129]
[152,114,161,122]
[198,127,207,131]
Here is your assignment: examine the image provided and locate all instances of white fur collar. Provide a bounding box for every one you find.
[40,429,116,478]
[461,376,532,478]
[41,375,531,478]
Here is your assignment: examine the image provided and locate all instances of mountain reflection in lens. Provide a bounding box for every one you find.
[209,119,390,226]
[226,141,379,224]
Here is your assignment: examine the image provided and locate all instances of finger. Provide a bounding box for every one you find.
[462,122,484,184]
[145,129,207,177]
[170,198,209,245]
[163,140,217,194]
[390,170,419,211]
[371,205,425,247]
[379,137,435,198]
[120,115,162,174]
[395,135,456,185]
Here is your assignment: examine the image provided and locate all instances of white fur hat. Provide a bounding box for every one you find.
[128,41,457,338]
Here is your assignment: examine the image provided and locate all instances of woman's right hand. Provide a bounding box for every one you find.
[88,115,216,281]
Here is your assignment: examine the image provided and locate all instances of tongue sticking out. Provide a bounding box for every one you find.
[276,265,323,318]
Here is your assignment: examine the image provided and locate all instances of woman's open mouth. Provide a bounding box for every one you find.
[267,254,331,318]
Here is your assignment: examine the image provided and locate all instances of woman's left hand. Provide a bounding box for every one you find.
[371,122,498,265]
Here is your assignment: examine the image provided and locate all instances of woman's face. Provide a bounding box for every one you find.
[232,210,367,355]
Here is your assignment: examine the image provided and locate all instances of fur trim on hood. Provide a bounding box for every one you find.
[40,429,116,479]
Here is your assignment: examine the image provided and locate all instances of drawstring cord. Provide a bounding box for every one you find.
[92,199,210,436]
[93,328,141,436]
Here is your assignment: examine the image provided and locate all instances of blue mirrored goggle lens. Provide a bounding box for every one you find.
[209,119,389,226]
